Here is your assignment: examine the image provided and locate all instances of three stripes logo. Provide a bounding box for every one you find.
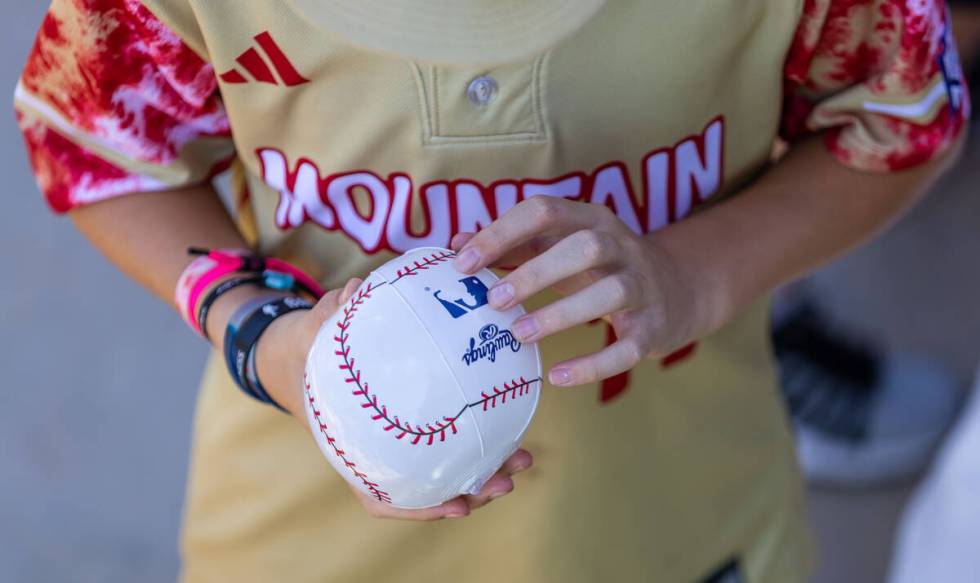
[219,32,310,87]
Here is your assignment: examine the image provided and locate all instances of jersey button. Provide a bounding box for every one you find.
[466,75,499,106]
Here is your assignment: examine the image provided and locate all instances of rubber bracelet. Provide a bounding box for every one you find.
[226,296,313,410]
[224,295,283,402]
[197,275,264,342]
[179,249,253,336]
[178,248,326,337]
[264,258,326,298]
[198,270,321,341]
[233,297,312,410]
[244,344,281,411]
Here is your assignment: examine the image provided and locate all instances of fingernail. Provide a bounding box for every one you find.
[512,462,530,474]
[489,491,508,501]
[513,317,539,341]
[488,283,515,308]
[446,512,466,519]
[549,368,572,386]
[455,247,480,272]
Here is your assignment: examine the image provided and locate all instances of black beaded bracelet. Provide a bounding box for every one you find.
[224,296,313,411]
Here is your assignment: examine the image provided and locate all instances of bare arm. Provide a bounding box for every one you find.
[68,185,295,396]
[655,132,968,342]
[70,184,245,304]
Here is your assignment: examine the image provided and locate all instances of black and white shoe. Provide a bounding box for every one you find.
[773,305,962,487]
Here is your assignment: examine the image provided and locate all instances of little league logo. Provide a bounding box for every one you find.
[462,324,522,366]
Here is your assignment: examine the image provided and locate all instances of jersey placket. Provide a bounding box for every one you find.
[412,57,548,146]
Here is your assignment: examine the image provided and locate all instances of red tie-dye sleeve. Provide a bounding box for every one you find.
[781,0,969,172]
[14,0,233,213]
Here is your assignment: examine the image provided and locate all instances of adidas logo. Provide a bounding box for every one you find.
[220,32,309,87]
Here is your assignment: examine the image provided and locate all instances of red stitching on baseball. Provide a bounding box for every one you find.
[336,282,541,446]
[475,376,536,411]
[305,374,391,504]
[391,251,455,283]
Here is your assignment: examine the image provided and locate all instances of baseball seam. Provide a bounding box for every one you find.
[390,251,455,284]
[336,281,540,446]
[305,374,392,504]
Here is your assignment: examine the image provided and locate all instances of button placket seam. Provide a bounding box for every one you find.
[432,65,442,136]
[410,63,435,144]
[531,52,548,138]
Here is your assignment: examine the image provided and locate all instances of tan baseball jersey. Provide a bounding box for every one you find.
[16,1,968,581]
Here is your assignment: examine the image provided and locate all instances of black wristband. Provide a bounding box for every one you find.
[225,296,313,411]
[197,275,264,342]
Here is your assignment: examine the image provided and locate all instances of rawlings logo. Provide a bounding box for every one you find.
[433,276,489,319]
[461,324,522,366]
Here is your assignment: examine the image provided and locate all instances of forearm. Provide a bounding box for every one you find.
[69,184,246,304]
[68,185,286,344]
[68,185,320,415]
[653,133,966,334]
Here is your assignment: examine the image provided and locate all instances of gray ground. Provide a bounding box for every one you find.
[1,6,205,582]
[2,5,978,582]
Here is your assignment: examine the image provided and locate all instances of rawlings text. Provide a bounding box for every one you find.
[462,324,521,366]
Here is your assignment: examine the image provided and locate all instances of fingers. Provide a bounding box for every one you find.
[548,334,647,387]
[310,278,362,319]
[450,232,475,252]
[455,197,607,274]
[487,230,622,310]
[463,474,514,509]
[309,288,344,325]
[501,448,534,474]
[358,490,472,521]
[454,232,561,270]
[510,273,641,344]
[463,449,533,510]
[491,235,563,269]
[359,449,534,519]
[339,277,364,304]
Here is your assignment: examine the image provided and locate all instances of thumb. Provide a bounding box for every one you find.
[308,288,343,326]
[338,277,364,305]
[307,278,364,335]
[312,277,362,318]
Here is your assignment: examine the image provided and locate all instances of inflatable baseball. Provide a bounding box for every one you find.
[304,247,542,508]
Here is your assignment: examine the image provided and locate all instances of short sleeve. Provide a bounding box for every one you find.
[14,0,233,213]
[781,0,970,172]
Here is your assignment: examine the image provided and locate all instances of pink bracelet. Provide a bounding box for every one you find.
[175,248,325,337]
[177,249,251,336]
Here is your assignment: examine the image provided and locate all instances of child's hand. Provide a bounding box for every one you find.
[255,279,533,520]
[451,196,709,387]
[348,448,532,520]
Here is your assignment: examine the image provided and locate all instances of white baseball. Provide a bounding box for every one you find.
[303,247,542,508]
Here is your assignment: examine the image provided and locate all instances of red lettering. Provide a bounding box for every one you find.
[257,116,726,253]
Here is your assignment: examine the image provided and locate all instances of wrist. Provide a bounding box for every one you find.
[223,295,313,413]
[205,285,289,350]
[253,309,309,417]
[644,226,735,343]
[175,248,326,338]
